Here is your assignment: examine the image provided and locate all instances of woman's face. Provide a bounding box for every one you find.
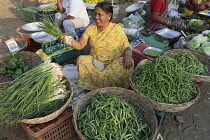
[94,6,112,27]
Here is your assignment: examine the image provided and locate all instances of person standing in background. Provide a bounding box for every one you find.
[55,0,90,38]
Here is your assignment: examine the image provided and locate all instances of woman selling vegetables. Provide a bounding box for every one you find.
[183,0,210,17]
[145,0,184,31]
[63,2,134,90]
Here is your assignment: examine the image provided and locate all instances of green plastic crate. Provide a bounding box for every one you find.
[51,49,84,63]
[42,40,68,55]
[134,32,170,51]
[20,7,38,22]
[87,9,94,19]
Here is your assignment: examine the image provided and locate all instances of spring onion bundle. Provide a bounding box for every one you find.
[37,14,64,38]
[78,93,150,140]
[0,62,70,125]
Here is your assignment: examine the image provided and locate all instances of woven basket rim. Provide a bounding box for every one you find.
[129,68,200,112]
[16,27,33,38]
[0,35,27,54]
[163,48,210,82]
[20,77,74,124]
[73,87,158,140]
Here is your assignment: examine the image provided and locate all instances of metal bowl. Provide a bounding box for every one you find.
[37,4,57,12]
[125,2,144,13]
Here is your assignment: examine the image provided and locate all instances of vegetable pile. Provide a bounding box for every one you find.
[0,62,70,125]
[40,6,57,11]
[143,48,163,57]
[168,53,208,75]
[132,55,198,104]
[78,93,150,140]
[0,52,30,80]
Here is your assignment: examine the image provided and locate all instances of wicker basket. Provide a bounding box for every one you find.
[0,51,42,87]
[21,76,74,124]
[129,72,200,112]
[163,49,210,82]
[0,36,27,54]
[73,87,158,140]
[16,27,36,39]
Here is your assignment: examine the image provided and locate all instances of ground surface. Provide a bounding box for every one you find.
[1,0,210,140]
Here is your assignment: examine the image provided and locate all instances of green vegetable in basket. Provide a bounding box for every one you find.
[132,55,197,104]
[0,68,7,75]
[40,6,57,11]
[0,62,70,125]
[14,68,23,75]
[78,93,150,140]
[187,36,208,49]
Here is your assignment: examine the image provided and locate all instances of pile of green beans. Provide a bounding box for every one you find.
[168,53,208,75]
[78,93,150,140]
[132,56,197,104]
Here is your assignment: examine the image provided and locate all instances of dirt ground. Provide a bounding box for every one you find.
[1,0,210,140]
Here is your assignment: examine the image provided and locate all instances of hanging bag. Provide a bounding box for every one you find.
[167,0,180,18]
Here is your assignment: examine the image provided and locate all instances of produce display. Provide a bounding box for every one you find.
[0,62,70,125]
[83,0,104,4]
[189,20,205,31]
[132,56,197,104]
[168,53,208,75]
[0,52,30,80]
[186,32,210,55]
[78,93,150,140]
[40,6,58,11]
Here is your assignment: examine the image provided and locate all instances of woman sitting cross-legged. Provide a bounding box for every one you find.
[62,2,134,90]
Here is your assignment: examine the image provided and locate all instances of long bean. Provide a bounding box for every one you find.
[78,93,150,140]
[132,55,197,104]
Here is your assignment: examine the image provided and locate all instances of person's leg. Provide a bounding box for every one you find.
[63,19,77,37]
[54,12,67,32]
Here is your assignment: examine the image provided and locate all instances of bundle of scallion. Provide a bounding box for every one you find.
[0,62,70,125]
[37,15,64,38]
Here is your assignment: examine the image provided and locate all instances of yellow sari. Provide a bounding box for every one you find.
[76,23,133,90]
[183,0,210,16]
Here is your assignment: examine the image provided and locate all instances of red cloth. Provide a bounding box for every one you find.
[150,0,166,13]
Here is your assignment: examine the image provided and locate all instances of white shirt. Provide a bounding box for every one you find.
[62,0,90,26]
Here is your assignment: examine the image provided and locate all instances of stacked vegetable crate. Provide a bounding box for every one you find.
[41,40,84,64]
[20,107,77,140]
[20,7,38,22]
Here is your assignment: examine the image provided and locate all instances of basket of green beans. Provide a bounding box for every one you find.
[129,55,200,112]
[73,87,158,140]
[163,49,210,82]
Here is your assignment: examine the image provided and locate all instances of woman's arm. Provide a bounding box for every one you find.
[122,47,133,69]
[191,0,206,11]
[64,36,88,50]
[152,12,181,27]
[57,0,65,13]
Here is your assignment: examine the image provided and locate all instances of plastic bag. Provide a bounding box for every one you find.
[122,12,145,29]
[167,0,180,18]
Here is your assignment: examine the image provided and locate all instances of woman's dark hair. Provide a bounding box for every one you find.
[95,2,113,20]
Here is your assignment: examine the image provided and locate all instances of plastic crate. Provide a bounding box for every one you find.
[51,49,84,63]
[22,37,42,52]
[87,9,95,19]
[20,7,38,22]
[132,43,156,67]
[20,107,76,140]
[42,40,68,55]
[35,12,55,22]
[75,19,96,38]
[134,32,170,51]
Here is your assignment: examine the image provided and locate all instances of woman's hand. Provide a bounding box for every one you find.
[171,20,181,27]
[122,54,133,69]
